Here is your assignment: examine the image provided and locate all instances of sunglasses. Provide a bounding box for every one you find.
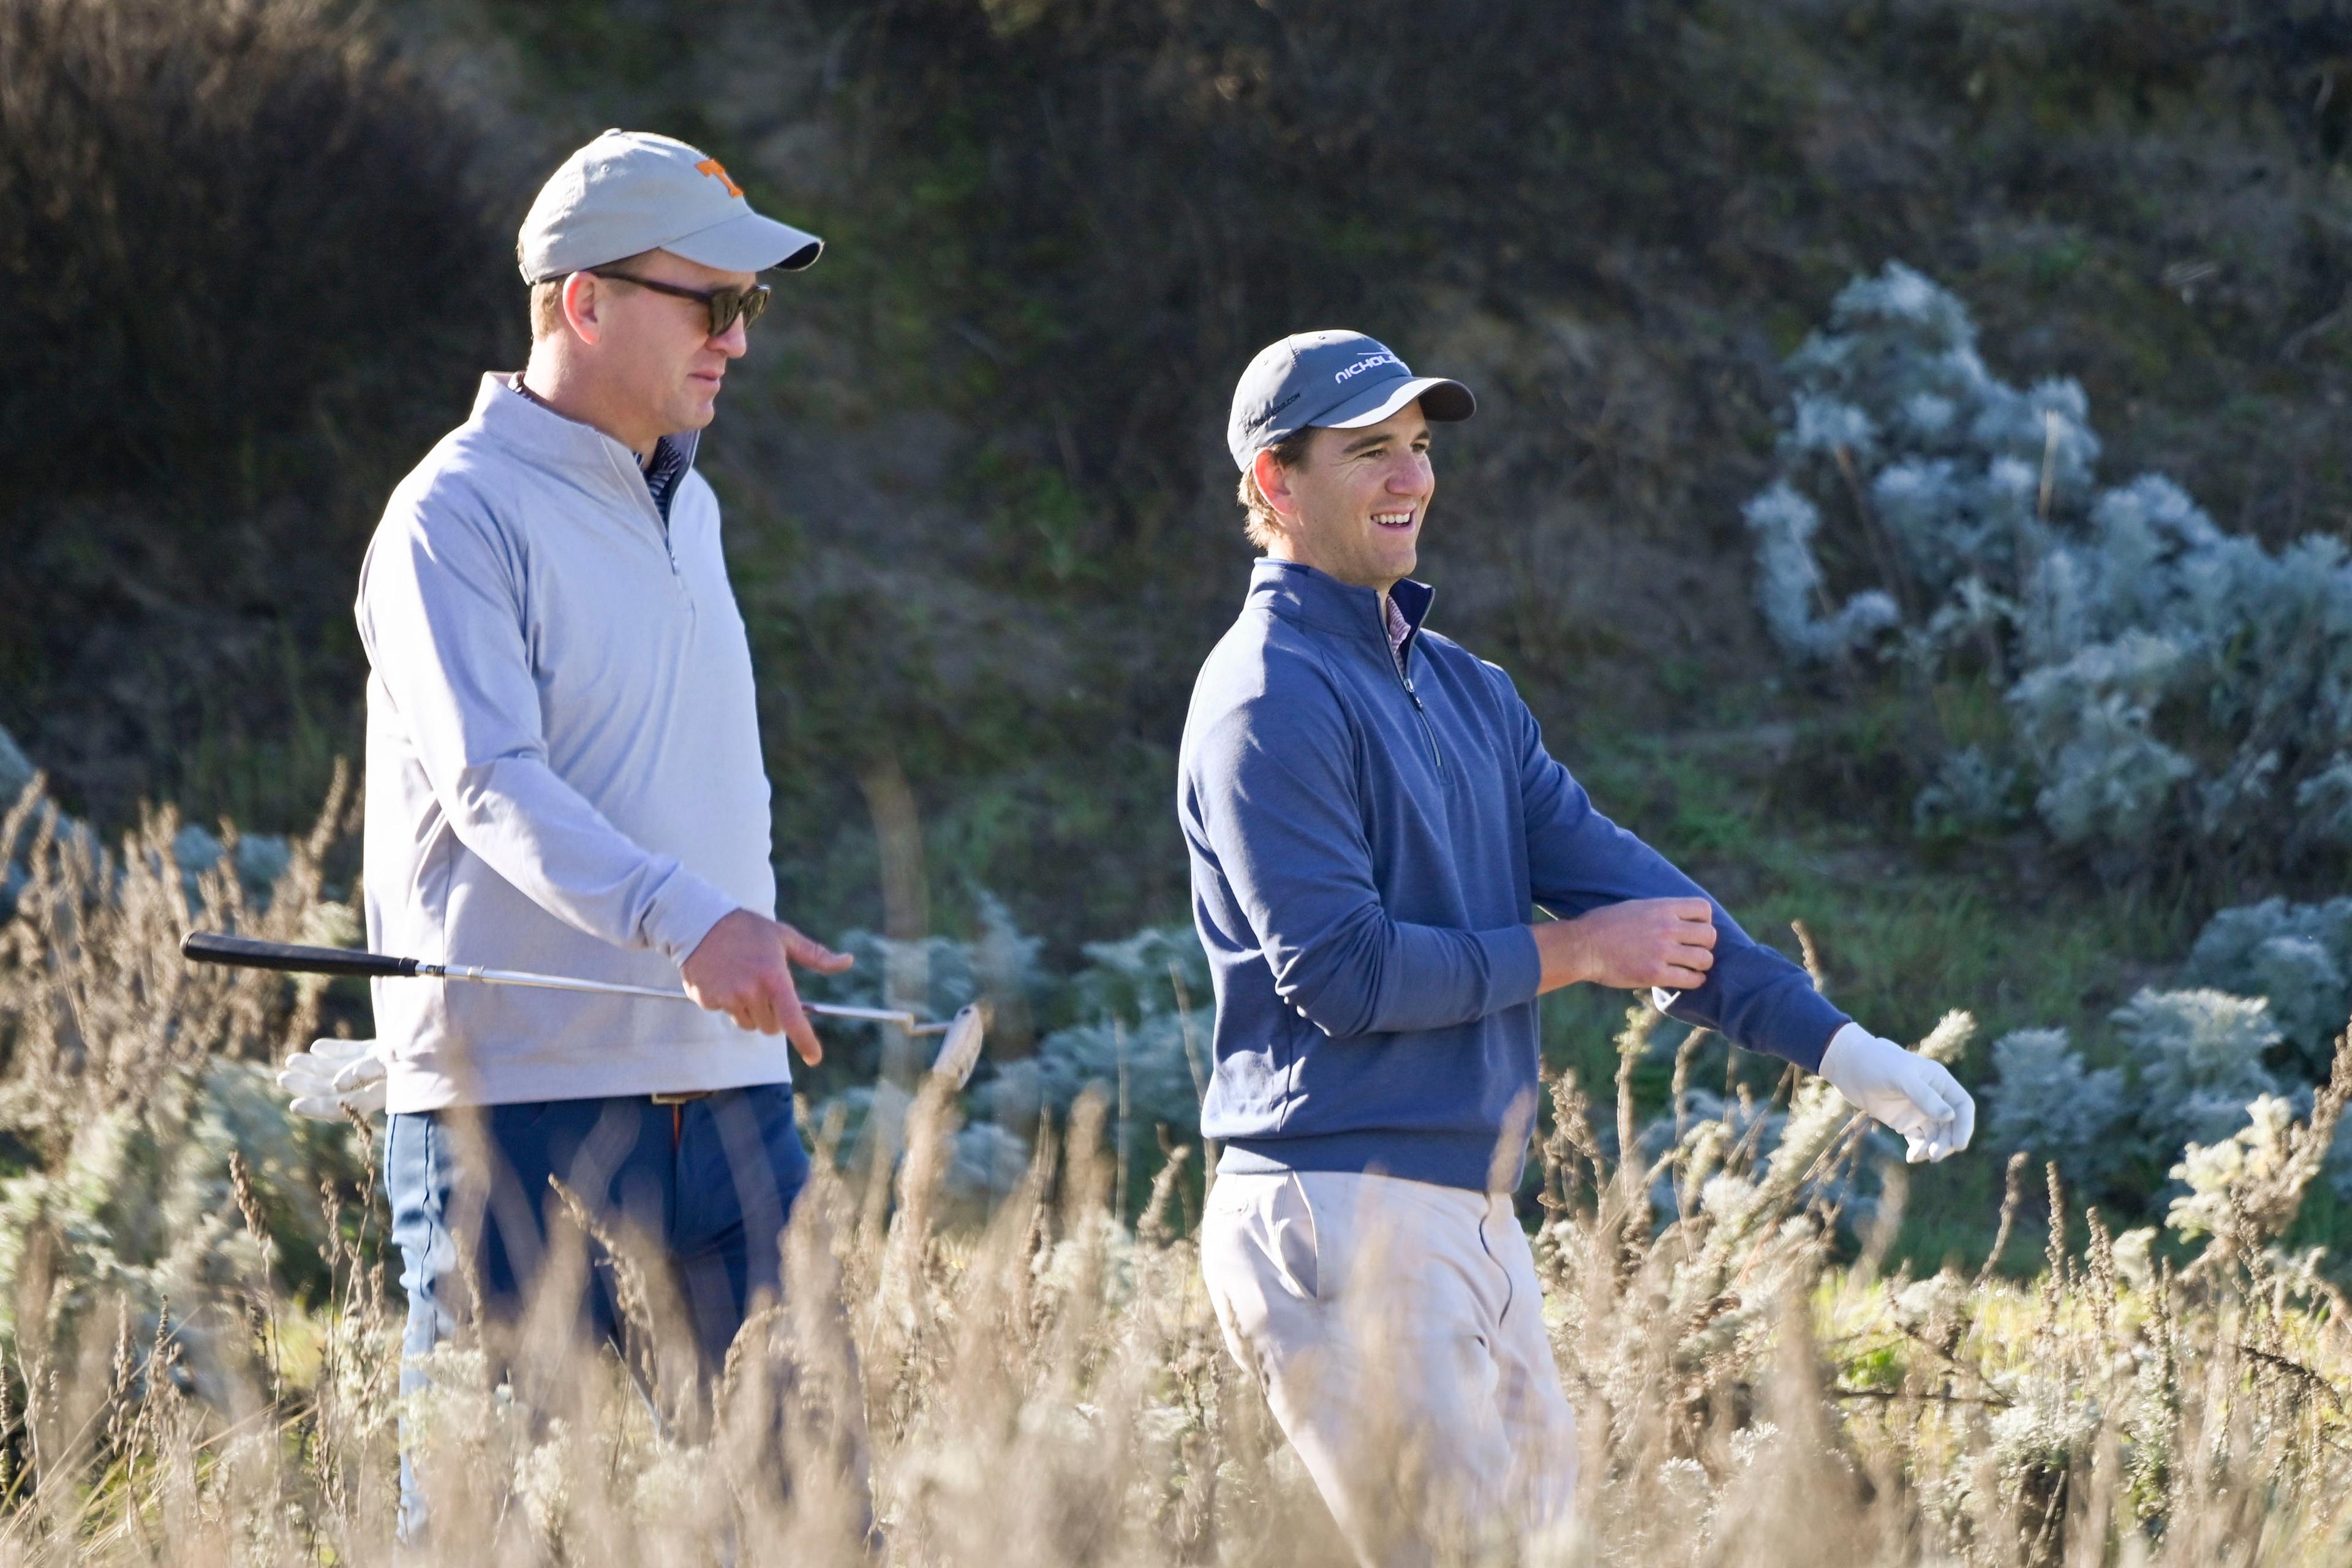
[587,270,771,336]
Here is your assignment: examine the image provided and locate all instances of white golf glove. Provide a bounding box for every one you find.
[1819,1022,1975,1163]
[277,1038,387,1120]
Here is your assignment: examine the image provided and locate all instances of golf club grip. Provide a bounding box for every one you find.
[181,930,419,980]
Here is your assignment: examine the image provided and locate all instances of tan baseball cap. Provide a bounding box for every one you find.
[516,129,823,284]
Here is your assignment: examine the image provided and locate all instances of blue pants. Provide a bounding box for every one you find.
[385,1085,810,1533]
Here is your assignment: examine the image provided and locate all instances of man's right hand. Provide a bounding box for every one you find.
[1532,897,1717,994]
[680,910,856,1066]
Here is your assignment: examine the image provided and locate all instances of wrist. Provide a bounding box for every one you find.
[1818,1021,1871,1084]
[1531,916,1593,993]
[653,877,744,966]
[679,905,757,976]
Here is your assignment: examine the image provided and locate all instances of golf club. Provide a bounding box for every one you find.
[181,930,957,1035]
[925,997,991,1088]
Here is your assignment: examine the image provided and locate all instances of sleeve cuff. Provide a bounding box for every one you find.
[1479,923,1544,1014]
[1780,987,1851,1073]
[644,873,743,966]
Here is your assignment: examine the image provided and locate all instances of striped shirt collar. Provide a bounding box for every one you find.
[640,434,690,522]
[1382,591,1412,671]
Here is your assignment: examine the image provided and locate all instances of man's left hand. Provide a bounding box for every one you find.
[1819,1023,1975,1163]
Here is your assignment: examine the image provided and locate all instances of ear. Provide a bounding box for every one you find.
[1253,445,1303,521]
[559,272,605,346]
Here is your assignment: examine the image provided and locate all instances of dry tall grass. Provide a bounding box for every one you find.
[3,774,2351,1565]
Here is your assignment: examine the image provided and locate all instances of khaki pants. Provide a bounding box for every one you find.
[1200,1169,1579,1566]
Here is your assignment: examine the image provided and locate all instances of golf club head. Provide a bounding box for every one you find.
[927,1000,991,1088]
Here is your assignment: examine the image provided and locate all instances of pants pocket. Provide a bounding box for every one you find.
[1203,1171,1322,1302]
[1267,1173,1322,1301]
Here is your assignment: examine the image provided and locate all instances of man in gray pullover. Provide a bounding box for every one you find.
[354,130,843,1531]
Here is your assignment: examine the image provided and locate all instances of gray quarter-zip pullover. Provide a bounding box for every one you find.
[356,374,785,1111]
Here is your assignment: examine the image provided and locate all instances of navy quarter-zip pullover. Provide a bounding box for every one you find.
[1178,559,1849,1192]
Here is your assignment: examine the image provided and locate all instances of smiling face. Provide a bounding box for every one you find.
[1251,402,1434,592]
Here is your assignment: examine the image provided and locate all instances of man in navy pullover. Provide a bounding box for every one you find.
[1182,331,1975,1564]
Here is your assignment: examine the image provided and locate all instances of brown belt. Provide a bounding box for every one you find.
[649,1088,709,1142]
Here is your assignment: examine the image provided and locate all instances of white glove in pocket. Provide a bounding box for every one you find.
[1819,1023,1975,1163]
[277,1038,387,1120]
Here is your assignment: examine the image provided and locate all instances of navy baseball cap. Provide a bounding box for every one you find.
[1227,330,1476,469]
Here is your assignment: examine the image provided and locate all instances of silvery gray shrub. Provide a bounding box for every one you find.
[2185,896,2352,1067]
[813,901,1210,1205]
[2110,987,2285,1154]
[1986,899,2352,1202]
[1984,1027,2126,1183]
[1983,986,2285,1193]
[0,722,288,918]
[1751,262,2352,872]
[0,1058,363,1393]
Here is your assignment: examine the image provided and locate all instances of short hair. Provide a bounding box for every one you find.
[528,249,662,341]
[1235,426,1318,549]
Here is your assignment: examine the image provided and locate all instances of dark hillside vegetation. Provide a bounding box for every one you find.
[0,0,516,823]
[10,0,2352,962]
[565,0,2352,948]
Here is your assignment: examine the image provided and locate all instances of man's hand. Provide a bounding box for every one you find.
[680,910,856,1066]
[1818,1023,1975,1163]
[1533,897,1717,994]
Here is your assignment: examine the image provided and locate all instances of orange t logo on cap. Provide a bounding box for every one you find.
[695,158,743,197]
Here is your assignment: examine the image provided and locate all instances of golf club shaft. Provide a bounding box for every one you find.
[430,967,948,1032]
[181,930,943,1031]
[447,968,948,1031]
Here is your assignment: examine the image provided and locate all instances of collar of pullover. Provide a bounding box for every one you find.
[472,374,702,514]
[1247,557,1434,662]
